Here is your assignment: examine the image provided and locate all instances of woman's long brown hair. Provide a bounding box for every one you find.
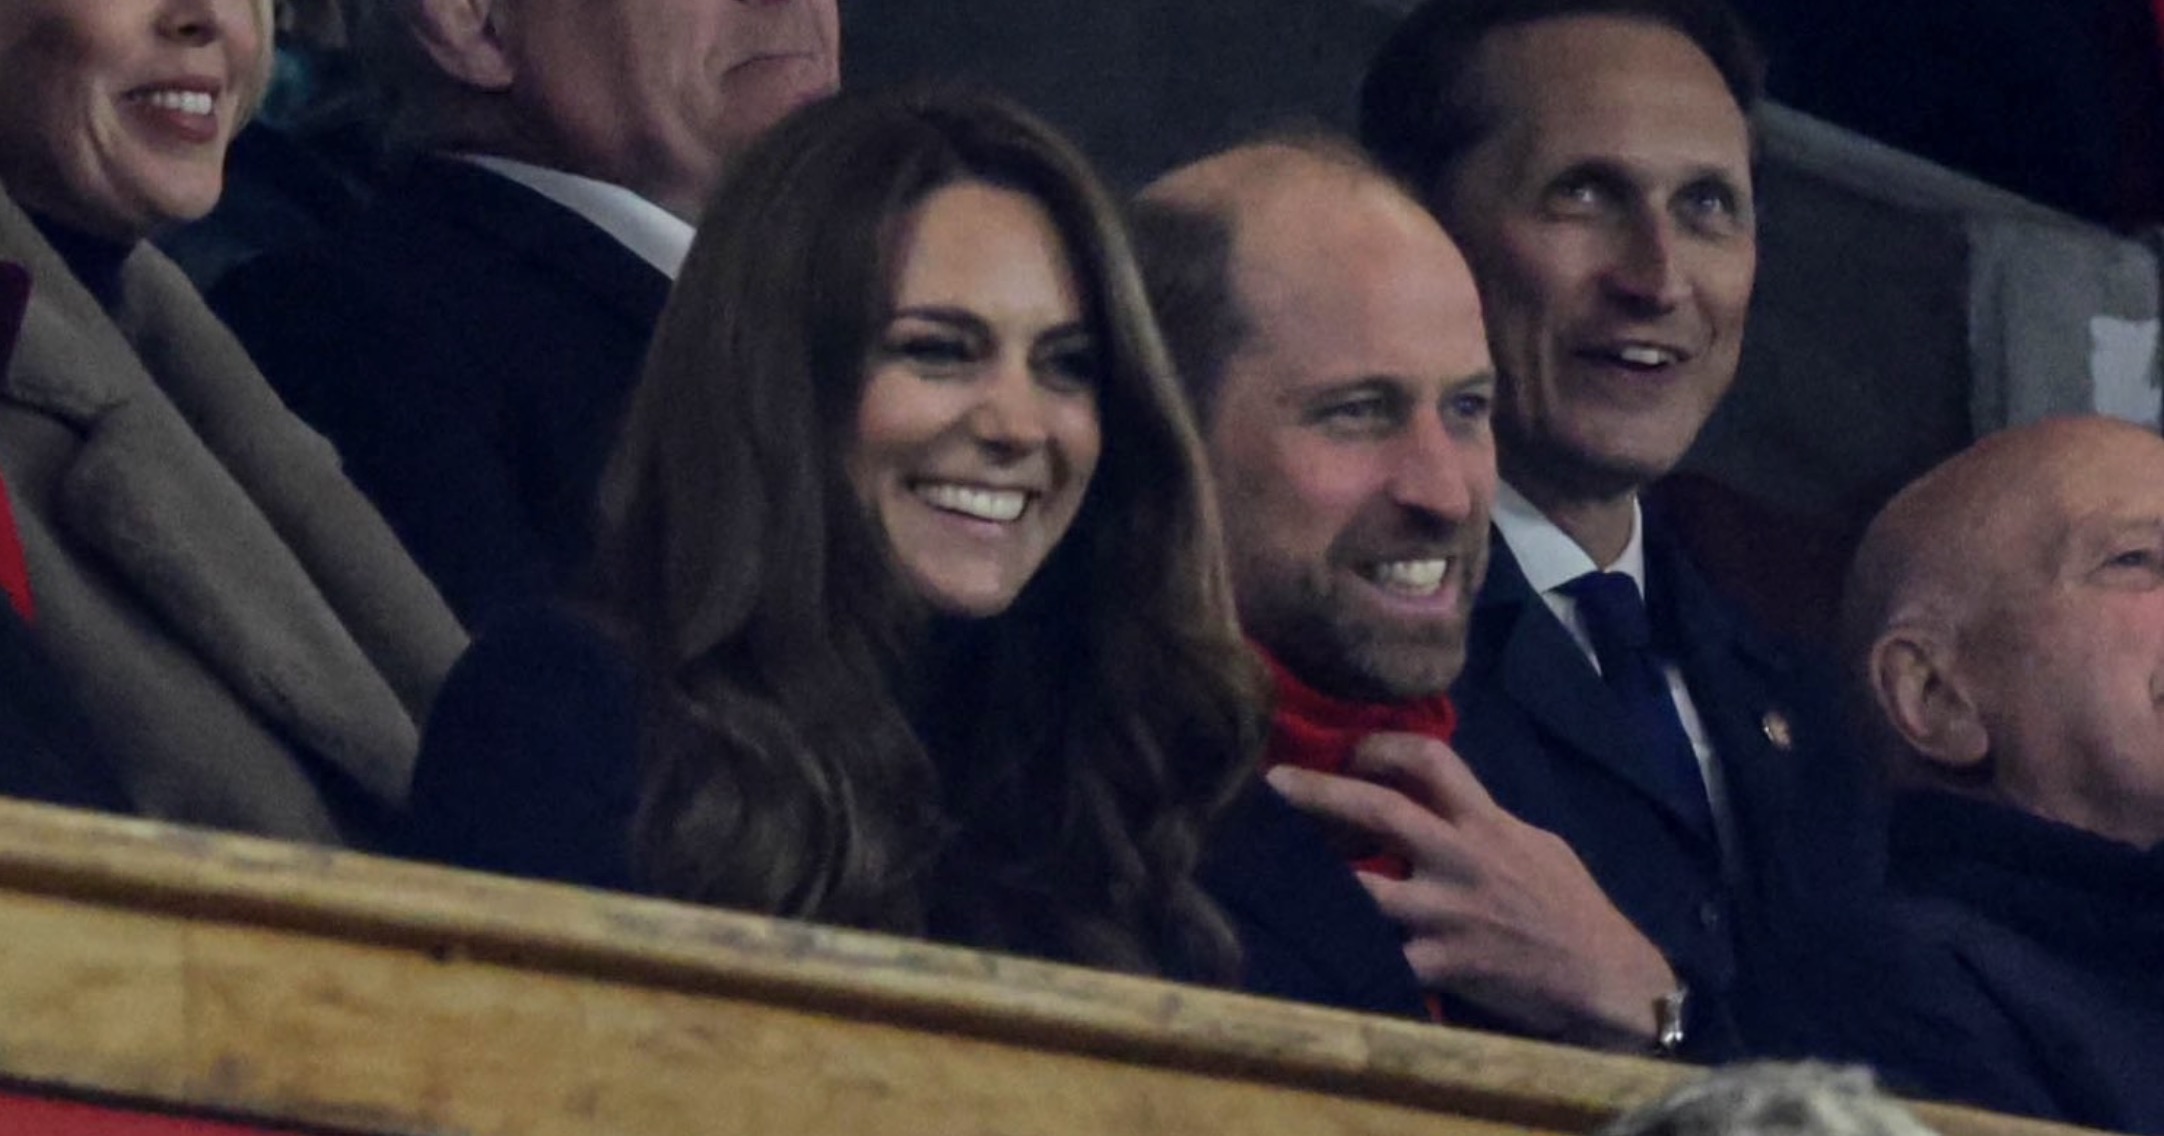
[589,86,1262,980]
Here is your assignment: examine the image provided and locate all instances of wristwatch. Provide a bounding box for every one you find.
[1651,985,1690,1057]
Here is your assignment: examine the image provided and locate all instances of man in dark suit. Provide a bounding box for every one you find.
[1837,416,2164,1131]
[1134,137,1697,1042]
[211,0,840,624]
[1353,0,1874,1056]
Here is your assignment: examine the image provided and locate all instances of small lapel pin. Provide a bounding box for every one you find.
[1761,710,1795,752]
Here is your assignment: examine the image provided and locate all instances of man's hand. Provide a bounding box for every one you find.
[1265,731,1678,1051]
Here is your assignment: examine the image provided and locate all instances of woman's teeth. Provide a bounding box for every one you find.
[916,482,1028,523]
[1368,558,1451,596]
[1613,344,1678,368]
[134,89,215,116]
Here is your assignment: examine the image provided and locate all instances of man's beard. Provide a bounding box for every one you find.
[1243,572,1469,705]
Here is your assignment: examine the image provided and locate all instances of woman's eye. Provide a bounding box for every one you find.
[889,334,974,368]
[1037,346,1101,392]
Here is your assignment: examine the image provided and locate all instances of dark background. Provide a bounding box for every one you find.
[840,0,2164,228]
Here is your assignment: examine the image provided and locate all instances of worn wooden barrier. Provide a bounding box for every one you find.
[0,797,2096,1136]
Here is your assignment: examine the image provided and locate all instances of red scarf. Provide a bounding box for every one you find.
[0,264,32,622]
[1259,646,1456,1022]
[1258,647,1458,880]
[0,468,31,623]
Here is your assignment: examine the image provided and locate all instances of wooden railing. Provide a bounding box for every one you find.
[0,797,2098,1136]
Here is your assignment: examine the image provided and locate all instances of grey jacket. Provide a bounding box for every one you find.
[0,183,466,844]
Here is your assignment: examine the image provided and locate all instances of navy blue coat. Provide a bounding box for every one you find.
[1826,793,2164,1133]
[1447,515,1876,1057]
[210,158,671,626]
[409,605,1426,1019]
[1200,782,1428,1020]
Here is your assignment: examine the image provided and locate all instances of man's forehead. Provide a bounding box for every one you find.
[1932,421,2164,574]
[1142,144,1490,390]
[1232,323,1492,393]
[1232,194,1484,365]
[1466,14,1750,172]
[2037,425,2164,510]
[2061,509,2164,553]
[2043,481,2164,565]
[1234,185,1440,285]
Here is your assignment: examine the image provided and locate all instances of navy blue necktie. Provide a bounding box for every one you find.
[1561,571,1715,841]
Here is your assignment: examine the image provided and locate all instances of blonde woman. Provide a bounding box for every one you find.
[0,0,465,844]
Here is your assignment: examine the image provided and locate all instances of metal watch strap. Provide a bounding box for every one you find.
[1652,985,1690,1057]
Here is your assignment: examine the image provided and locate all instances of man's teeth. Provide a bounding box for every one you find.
[1613,344,1677,367]
[1369,558,1450,596]
[135,90,215,116]
[916,483,1027,523]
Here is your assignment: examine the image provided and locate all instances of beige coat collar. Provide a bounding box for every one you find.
[0,186,444,812]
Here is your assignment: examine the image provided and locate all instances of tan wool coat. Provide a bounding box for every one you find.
[0,183,468,845]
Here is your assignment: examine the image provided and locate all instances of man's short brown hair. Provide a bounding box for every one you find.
[1360,0,1765,203]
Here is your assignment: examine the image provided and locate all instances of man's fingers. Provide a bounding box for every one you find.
[1347,732,1500,820]
[1357,871,1481,987]
[1357,868,1455,925]
[1265,765,1475,874]
[1263,764,1421,839]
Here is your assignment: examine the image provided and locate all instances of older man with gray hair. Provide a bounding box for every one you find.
[211,0,839,624]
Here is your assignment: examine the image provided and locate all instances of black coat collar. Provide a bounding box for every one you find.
[387,156,672,330]
[1890,791,2164,974]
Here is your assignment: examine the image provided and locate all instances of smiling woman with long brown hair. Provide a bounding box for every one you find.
[408,86,1264,980]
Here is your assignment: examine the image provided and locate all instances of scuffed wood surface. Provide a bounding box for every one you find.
[0,798,2100,1136]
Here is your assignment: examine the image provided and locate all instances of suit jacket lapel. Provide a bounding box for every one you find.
[1477,534,1722,849]
[1644,513,1805,871]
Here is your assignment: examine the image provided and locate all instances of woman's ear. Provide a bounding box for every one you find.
[408,0,514,92]
[1868,626,1990,774]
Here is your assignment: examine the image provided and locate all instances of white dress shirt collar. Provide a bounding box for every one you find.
[1490,479,1647,596]
[456,154,694,280]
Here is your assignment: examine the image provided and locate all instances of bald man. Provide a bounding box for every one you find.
[1837,415,2164,1130]
[1133,138,1690,1048]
